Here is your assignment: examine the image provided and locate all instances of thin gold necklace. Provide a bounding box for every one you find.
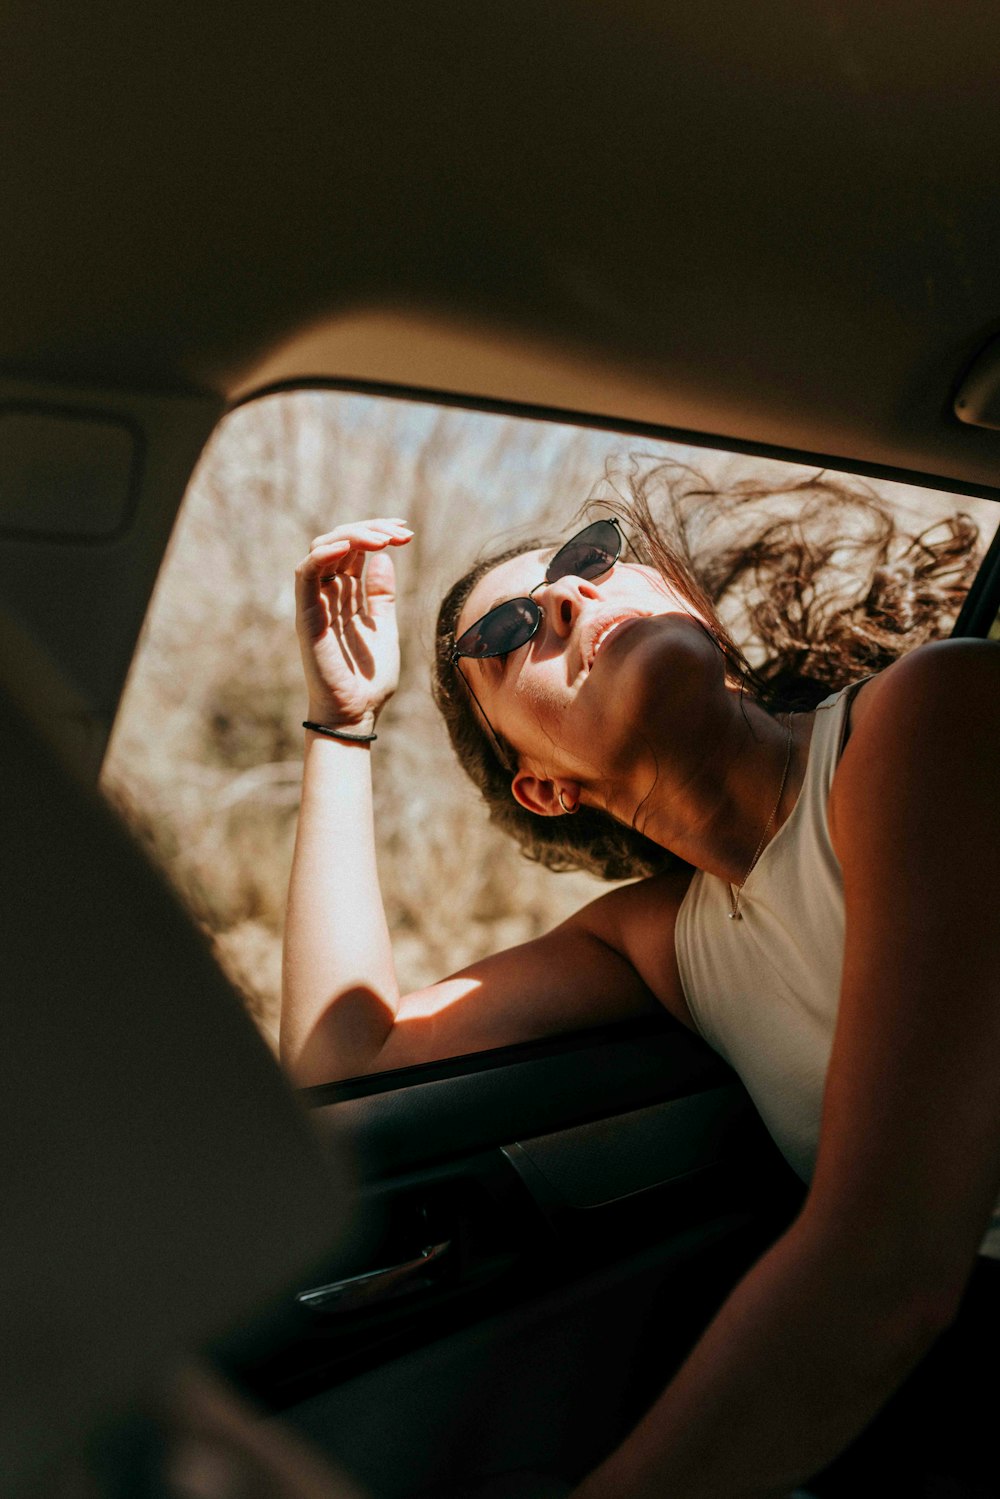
[728,713,794,921]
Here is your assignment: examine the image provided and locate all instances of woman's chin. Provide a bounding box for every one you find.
[604,615,723,721]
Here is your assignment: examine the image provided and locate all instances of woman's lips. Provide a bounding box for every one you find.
[586,613,646,669]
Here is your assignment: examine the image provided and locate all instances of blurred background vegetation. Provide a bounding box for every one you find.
[100,391,998,1051]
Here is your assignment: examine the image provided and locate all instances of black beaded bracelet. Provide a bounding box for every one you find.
[302,721,377,743]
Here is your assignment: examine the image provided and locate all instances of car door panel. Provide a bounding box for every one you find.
[230,1018,801,1497]
[304,1019,736,1176]
[285,1219,759,1498]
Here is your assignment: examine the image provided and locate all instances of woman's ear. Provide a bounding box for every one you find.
[511,772,581,818]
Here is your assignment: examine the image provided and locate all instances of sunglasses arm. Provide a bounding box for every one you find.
[452,657,516,775]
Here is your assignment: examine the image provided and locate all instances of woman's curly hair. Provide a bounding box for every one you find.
[432,459,980,881]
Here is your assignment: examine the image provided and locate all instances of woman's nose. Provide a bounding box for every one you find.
[540,574,601,636]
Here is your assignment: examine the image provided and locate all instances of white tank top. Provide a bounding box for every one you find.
[675,682,1000,1259]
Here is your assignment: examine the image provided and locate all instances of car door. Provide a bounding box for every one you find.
[221,1018,801,1499]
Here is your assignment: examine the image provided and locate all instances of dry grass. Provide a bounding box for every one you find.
[101,392,998,1050]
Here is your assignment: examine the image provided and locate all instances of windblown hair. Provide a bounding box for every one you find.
[432,459,980,881]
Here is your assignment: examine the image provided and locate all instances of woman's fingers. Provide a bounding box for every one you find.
[363,546,398,605]
[299,524,412,585]
[329,522,411,575]
[330,530,408,582]
[294,522,411,644]
[295,540,409,596]
[310,518,411,549]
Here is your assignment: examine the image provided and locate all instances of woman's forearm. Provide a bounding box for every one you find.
[280,730,400,1085]
[572,1219,947,1499]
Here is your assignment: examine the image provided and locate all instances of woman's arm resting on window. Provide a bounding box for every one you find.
[571,640,1000,1499]
[370,874,685,1074]
[284,733,681,1085]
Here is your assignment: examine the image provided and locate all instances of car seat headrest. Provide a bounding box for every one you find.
[0,604,351,1494]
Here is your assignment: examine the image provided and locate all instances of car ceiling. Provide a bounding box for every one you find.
[3,0,1000,490]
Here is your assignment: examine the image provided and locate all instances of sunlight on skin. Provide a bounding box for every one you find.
[455,549,709,800]
[299,976,490,1081]
[369,977,492,1070]
[352,935,657,1079]
[453,546,775,871]
[456,551,701,696]
[395,974,484,1022]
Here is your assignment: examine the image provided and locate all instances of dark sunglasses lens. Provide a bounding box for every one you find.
[547,519,620,583]
[455,597,539,659]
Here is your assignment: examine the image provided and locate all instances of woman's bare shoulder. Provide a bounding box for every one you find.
[577,865,696,934]
[831,638,1000,842]
[849,638,1000,735]
[575,866,697,1028]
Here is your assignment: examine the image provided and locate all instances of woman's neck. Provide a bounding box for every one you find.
[606,697,815,884]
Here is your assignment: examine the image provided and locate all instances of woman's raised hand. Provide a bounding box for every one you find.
[294,518,413,733]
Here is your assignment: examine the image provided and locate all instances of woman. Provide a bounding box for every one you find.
[281,476,1000,1497]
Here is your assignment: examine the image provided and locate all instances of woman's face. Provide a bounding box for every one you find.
[455,544,724,817]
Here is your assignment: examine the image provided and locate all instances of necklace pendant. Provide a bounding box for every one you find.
[726,713,792,931]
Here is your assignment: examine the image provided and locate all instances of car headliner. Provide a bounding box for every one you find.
[3,1,1000,490]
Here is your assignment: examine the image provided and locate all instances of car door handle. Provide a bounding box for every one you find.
[295,1239,452,1314]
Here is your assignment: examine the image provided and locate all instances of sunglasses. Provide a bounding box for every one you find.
[452,518,624,664]
[451,517,624,773]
